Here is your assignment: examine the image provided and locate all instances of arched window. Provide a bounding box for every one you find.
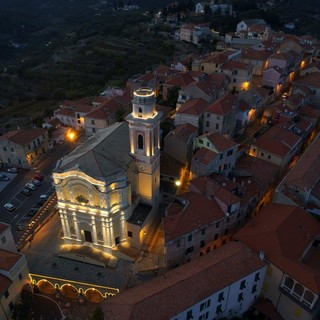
[304,290,315,306]
[138,107,142,113]
[293,282,304,298]
[284,276,294,290]
[138,134,144,150]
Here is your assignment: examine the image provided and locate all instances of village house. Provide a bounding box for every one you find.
[0,223,30,320]
[102,242,267,320]
[236,19,267,35]
[293,72,320,106]
[202,93,238,138]
[191,132,238,177]
[262,65,286,94]
[240,48,270,76]
[234,203,320,320]
[175,98,209,129]
[0,128,49,169]
[249,122,309,168]
[163,123,198,165]
[274,133,320,216]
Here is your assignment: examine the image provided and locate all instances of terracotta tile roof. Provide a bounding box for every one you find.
[221,60,249,71]
[277,133,320,193]
[203,53,228,64]
[213,184,241,206]
[0,128,47,146]
[113,91,132,106]
[54,108,75,117]
[268,52,292,61]
[193,147,218,165]
[238,100,251,111]
[102,242,266,320]
[0,223,10,236]
[74,104,92,113]
[264,65,284,74]
[186,81,218,96]
[165,123,197,144]
[299,105,320,119]
[207,73,228,86]
[254,86,270,97]
[253,124,301,157]
[233,154,279,187]
[165,71,201,88]
[86,100,122,120]
[241,48,270,61]
[200,132,237,151]
[0,249,22,271]
[294,72,320,88]
[92,96,109,105]
[164,192,225,242]
[248,24,266,33]
[206,93,237,115]
[234,203,320,292]
[177,98,208,116]
[0,274,12,297]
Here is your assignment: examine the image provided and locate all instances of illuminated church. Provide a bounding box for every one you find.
[52,88,162,257]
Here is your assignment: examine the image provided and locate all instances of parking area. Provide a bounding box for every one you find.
[0,171,18,192]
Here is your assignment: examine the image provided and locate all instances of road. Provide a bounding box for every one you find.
[0,135,86,246]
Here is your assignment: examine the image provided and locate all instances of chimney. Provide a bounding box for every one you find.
[259,250,265,261]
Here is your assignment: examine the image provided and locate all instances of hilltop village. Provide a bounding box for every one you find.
[0,3,320,320]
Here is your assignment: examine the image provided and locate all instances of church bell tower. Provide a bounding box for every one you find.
[126,88,162,208]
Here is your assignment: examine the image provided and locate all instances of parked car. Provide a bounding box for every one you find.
[0,173,9,181]
[20,188,31,196]
[7,167,17,173]
[34,175,44,182]
[4,203,15,211]
[32,179,42,186]
[25,182,36,191]
[40,194,49,201]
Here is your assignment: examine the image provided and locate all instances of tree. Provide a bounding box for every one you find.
[91,307,104,320]
[167,86,180,108]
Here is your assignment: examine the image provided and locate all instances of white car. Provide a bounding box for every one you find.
[32,179,41,186]
[7,167,17,173]
[25,182,36,191]
[4,203,15,211]
[40,194,49,201]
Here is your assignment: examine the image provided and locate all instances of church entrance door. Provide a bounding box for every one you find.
[84,230,92,243]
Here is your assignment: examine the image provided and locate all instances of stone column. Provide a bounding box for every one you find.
[91,216,98,244]
[73,212,81,241]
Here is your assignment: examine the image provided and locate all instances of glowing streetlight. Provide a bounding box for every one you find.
[175,180,181,187]
[67,130,76,141]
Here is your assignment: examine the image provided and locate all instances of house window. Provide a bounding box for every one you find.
[92,128,96,133]
[227,149,233,156]
[91,120,95,125]
[138,107,143,114]
[186,310,193,320]
[188,234,192,242]
[240,280,246,290]
[127,231,133,238]
[19,273,23,281]
[177,240,181,248]
[76,113,80,118]
[11,148,14,152]
[268,155,271,159]
[224,228,228,235]
[199,139,203,144]
[207,114,210,118]
[200,299,211,311]
[3,147,6,151]
[4,290,9,299]
[217,116,220,120]
[220,153,223,160]
[214,234,218,240]
[233,78,236,83]
[138,134,144,150]
[185,246,193,255]
[206,121,209,127]
[216,221,220,228]
[215,123,219,130]
[238,292,244,302]
[201,66,204,71]
[252,284,257,294]
[254,272,260,282]
[216,304,222,314]
[218,292,224,302]
[201,228,205,235]
[200,240,205,248]
[1,236,6,244]
[261,152,264,157]
[77,120,81,124]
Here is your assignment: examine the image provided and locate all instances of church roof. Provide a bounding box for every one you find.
[55,122,132,180]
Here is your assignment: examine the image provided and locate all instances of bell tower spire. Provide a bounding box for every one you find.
[126,88,162,207]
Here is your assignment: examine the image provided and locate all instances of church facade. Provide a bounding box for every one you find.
[52,88,162,258]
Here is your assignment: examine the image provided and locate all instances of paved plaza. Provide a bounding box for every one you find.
[21,211,166,294]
